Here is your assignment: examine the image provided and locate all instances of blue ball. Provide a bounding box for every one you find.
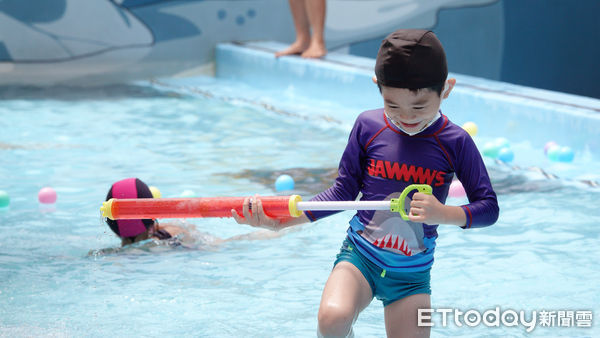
[275,174,295,191]
[557,146,574,162]
[497,147,514,162]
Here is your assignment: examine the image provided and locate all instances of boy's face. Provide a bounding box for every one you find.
[381,80,452,134]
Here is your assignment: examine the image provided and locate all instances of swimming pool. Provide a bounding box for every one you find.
[1,52,599,336]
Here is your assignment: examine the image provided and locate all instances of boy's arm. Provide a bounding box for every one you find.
[232,116,368,228]
[408,133,498,228]
[409,193,466,226]
[454,134,499,229]
[304,118,367,222]
[232,195,310,231]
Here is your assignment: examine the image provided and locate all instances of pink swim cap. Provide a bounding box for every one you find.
[105,178,154,238]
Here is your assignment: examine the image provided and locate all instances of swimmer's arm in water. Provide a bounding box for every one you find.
[152,221,198,244]
[153,220,286,245]
[156,222,190,237]
[231,195,309,231]
[223,227,297,242]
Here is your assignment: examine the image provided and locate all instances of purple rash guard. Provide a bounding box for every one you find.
[305,108,499,272]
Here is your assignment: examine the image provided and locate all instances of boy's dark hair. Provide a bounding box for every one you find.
[375,30,447,92]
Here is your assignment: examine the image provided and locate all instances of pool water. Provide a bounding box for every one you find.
[0,79,598,337]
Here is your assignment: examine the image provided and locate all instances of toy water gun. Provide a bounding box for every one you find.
[101,184,431,221]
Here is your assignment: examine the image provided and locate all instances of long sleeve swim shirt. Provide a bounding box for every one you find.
[305,108,499,272]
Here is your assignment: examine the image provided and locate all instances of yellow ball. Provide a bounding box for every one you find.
[462,121,478,137]
[149,186,162,198]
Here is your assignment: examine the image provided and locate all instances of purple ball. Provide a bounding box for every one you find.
[544,141,558,155]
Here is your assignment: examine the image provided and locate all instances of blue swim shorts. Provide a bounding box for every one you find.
[334,237,431,307]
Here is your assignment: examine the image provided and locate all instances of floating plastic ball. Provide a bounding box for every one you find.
[448,180,466,198]
[544,141,558,155]
[149,186,162,198]
[275,174,295,191]
[461,122,478,137]
[557,146,574,162]
[180,190,196,198]
[497,147,514,163]
[482,142,499,158]
[0,190,9,208]
[38,187,57,204]
[547,145,561,162]
[482,138,510,159]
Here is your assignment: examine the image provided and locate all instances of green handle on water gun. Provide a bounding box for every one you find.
[390,184,433,221]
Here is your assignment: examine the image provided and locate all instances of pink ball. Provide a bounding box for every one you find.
[38,187,57,204]
[544,141,558,155]
[448,180,466,198]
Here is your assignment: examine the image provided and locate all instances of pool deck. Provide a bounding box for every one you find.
[177,41,600,158]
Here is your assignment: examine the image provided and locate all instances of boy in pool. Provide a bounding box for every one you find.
[233,29,499,337]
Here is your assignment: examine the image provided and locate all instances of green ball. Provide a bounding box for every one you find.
[0,190,9,208]
[547,145,561,162]
[482,138,511,159]
[482,141,501,158]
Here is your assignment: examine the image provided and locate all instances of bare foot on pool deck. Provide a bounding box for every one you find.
[275,40,309,57]
[277,0,327,59]
[301,40,327,59]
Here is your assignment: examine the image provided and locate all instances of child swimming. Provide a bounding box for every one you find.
[104,177,190,246]
[102,177,288,249]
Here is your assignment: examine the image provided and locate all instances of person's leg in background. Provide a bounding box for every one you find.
[301,0,327,58]
[275,0,327,58]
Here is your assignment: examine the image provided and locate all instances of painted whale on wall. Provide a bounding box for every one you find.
[0,0,497,86]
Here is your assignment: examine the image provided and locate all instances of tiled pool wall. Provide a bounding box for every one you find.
[216,42,600,160]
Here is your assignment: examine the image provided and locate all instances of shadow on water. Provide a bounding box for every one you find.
[489,161,599,195]
[0,84,186,101]
[219,167,339,196]
[488,166,565,195]
[221,164,598,197]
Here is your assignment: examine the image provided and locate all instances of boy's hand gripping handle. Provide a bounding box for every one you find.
[390,184,433,220]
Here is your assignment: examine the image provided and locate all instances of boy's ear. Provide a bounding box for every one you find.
[442,78,456,99]
[372,75,377,84]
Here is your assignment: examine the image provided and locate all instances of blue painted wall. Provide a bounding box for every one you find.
[1,0,597,93]
[500,0,600,99]
[348,0,600,99]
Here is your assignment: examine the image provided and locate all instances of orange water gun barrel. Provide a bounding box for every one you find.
[101,186,432,221]
[101,195,303,220]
